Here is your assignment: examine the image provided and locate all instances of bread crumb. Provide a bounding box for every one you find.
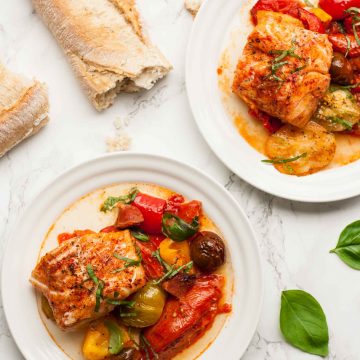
[185,0,203,16]
[106,117,131,152]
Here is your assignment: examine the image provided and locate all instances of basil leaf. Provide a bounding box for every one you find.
[131,230,149,242]
[104,320,123,355]
[86,264,104,312]
[330,220,360,269]
[280,290,329,357]
[162,213,200,241]
[101,188,138,212]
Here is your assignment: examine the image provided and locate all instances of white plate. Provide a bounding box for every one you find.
[2,152,263,360]
[186,0,360,203]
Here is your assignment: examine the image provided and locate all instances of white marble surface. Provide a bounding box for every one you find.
[1,1,360,359]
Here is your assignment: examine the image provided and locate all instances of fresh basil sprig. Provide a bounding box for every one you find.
[162,213,199,241]
[131,230,149,242]
[280,290,329,357]
[330,220,360,269]
[101,188,138,212]
[104,319,124,355]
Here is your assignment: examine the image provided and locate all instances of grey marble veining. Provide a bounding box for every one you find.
[1,1,360,359]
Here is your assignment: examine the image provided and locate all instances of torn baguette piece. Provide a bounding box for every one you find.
[0,64,49,157]
[33,0,172,111]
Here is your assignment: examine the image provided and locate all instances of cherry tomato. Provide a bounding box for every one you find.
[249,109,283,134]
[319,0,360,20]
[133,193,166,234]
[177,201,202,223]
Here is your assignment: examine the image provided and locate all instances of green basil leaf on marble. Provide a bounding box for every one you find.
[280,290,329,357]
[330,220,360,270]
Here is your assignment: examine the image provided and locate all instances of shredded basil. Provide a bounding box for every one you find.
[86,264,105,312]
[327,116,353,130]
[154,261,194,285]
[112,253,142,273]
[140,334,159,360]
[106,299,136,307]
[152,249,172,272]
[101,188,138,212]
[162,213,200,241]
[338,21,351,57]
[131,230,149,242]
[104,319,124,355]
[262,153,307,165]
[345,8,360,46]
[303,0,314,7]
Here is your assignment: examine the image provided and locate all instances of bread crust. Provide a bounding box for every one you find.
[185,0,203,16]
[32,0,172,110]
[0,65,49,157]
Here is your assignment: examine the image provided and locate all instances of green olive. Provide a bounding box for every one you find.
[330,52,354,85]
[190,231,225,272]
[120,283,166,328]
[41,295,54,320]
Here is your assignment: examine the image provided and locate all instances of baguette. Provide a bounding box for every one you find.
[0,64,49,157]
[33,0,172,111]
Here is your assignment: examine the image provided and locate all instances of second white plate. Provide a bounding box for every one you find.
[186,0,360,202]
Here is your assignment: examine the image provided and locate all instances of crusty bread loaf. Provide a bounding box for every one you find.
[0,64,49,157]
[185,0,203,16]
[32,0,172,111]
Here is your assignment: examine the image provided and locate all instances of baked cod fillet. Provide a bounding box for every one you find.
[232,11,332,128]
[30,231,146,330]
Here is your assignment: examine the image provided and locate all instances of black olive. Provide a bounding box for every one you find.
[330,52,354,85]
[190,231,225,272]
[108,348,142,360]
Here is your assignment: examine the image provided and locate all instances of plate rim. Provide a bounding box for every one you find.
[2,151,264,360]
[186,0,360,203]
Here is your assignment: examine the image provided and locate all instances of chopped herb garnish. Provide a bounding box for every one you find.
[291,63,307,74]
[303,0,314,7]
[119,312,138,318]
[86,264,105,312]
[338,22,351,57]
[154,261,194,285]
[106,299,136,307]
[140,334,159,360]
[152,249,172,272]
[104,319,123,355]
[345,8,360,46]
[162,213,200,242]
[327,116,353,130]
[329,83,360,92]
[101,188,138,212]
[112,253,142,273]
[262,153,307,165]
[131,230,149,242]
[266,41,303,83]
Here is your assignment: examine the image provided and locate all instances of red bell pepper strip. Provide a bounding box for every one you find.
[319,0,360,20]
[136,236,165,279]
[251,0,325,33]
[329,33,360,57]
[249,108,283,134]
[132,193,166,234]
